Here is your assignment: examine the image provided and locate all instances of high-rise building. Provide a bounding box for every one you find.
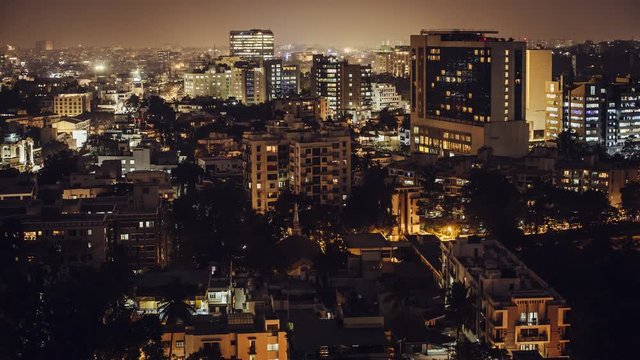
[410,30,528,157]
[238,61,267,105]
[543,80,564,141]
[311,55,372,118]
[263,60,300,101]
[229,29,275,61]
[604,82,640,154]
[526,50,552,141]
[243,122,351,213]
[565,82,604,145]
[282,64,301,97]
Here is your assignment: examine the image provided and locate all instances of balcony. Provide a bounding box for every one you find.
[517,332,549,343]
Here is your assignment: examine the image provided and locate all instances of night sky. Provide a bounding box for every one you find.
[1,0,639,48]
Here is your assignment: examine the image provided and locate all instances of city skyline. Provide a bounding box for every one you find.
[1,0,639,48]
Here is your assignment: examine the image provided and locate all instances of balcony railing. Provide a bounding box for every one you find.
[518,333,549,342]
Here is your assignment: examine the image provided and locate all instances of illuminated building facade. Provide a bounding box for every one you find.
[371,82,404,112]
[410,30,528,157]
[53,92,92,116]
[543,80,564,141]
[557,160,640,207]
[311,54,372,117]
[273,97,329,121]
[526,50,552,141]
[565,83,603,145]
[229,29,275,61]
[282,64,301,96]
[441,237,571,358]
[604,83,640,154]
[162,315,288,360]
[374,45,411,78]
[243,124,351,213]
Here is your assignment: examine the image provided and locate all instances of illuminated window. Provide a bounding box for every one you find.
[267,344,279,351]
[120,234,129,241]
[24,231,37,241]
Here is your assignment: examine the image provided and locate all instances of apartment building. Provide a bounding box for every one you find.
[441,237,570,358]
[243,122,351,213]
[162,314,287,360]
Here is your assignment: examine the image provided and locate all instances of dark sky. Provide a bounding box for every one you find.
[1,0,639,48]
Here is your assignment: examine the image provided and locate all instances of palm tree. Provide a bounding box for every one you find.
[158,278,196,359]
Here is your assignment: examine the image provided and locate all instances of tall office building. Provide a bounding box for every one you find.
[604,82,640,153]
[565,82,604,145]
[282,64,301,96]
[243,122,351,213]
[264,60,300,100]
[526,50,552,141]
[311,55,372,118]
[229,29,275,61]
[544,80,564,141]
[410,30,528,157]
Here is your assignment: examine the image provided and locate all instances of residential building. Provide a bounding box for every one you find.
[162,314,288,360]
[229,29,275,61]
[311,54,372,118]
[556,157,640,207]
[273,96,329,121]
[371,83,405,112]
[410,30,528,157]
[441,237,570,358]
[243,122,351,213]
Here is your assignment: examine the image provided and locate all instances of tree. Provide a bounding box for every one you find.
[621,136,640,160]
[463,171,524,244]
[37,149,80,185]
[446,281,474,356]
[158,278,196,359]
[621,182,640,220]
[557,130,588,159]
[343,166,396,233]
[187,345,224,360]
[173,161,204,196]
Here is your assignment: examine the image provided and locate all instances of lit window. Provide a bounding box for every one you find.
[120,234,129,241]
